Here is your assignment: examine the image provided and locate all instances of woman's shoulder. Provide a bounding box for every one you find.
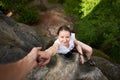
[71,32,75,35]
[71,33,75,40]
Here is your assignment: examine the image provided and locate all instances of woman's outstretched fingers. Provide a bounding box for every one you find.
[80,55,84,64]
[37,51,51,67]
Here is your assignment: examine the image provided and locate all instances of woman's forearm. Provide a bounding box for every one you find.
[74,39,83,55]
[76,45,83,54]
[45,43,59,56]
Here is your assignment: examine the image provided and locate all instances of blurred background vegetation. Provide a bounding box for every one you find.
[0,0,39,24]
[0,0,120,63]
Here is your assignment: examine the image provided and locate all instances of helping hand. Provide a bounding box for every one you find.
[37,51,51,67]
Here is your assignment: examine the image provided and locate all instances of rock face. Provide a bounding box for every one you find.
[26,54,120,80]
[94,56,120,80]
[26,53,108,80]
[44,53,80,80]
[0,12,44,64]
[43,54,108,80]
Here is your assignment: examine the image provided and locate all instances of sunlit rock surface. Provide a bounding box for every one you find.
[25,53,108,80]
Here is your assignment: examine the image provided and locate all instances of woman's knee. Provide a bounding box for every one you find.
[88,47,93,54]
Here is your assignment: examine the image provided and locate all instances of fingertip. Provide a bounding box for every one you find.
[39,64,44,68]
[37,47,42,50]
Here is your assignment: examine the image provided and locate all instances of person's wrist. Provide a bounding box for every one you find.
[79,52,83,56]
[47,51,53,57]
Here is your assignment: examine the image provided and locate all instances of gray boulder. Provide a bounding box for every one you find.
[26,53,108,80]
[0,11,44,64]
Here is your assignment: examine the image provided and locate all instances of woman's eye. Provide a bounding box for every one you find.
[60,36,64,38]
[66,36,70,38]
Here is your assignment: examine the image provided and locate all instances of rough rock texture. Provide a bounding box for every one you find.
[25,53,108,80]
[25,54,120,80]
[0,12,44,64]
[93,56,120,80]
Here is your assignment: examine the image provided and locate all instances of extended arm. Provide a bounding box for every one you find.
[37,43,59,67]
[45,43,59,56]
[0,47,41,80]
[74,39,84,64]
[74,39,83,55]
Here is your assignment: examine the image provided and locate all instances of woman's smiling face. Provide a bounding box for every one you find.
[58,30,71,47]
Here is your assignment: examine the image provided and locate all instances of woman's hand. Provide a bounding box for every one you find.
[80,55,84,64]
[37,51,51,67]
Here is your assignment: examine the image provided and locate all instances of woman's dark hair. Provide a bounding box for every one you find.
[57,25,71,35]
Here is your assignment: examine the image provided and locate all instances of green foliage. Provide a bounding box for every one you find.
[63,0,100,18]
[48,0,65,4]
[63,0,120,63]
[80,0,101,18]
[102,34,120,63]
[93,49,110,61]
[63,0,82,18]
[1,0,39,24]
[75,20,97,45]
[17,7,39,24]
[1,0,29,11]
[0,1,3,6]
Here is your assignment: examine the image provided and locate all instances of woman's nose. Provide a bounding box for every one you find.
[63,38,67,42]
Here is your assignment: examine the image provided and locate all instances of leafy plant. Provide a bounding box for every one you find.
[48,0,65,4]
[1,0,39,24]
[17,7,39,24]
